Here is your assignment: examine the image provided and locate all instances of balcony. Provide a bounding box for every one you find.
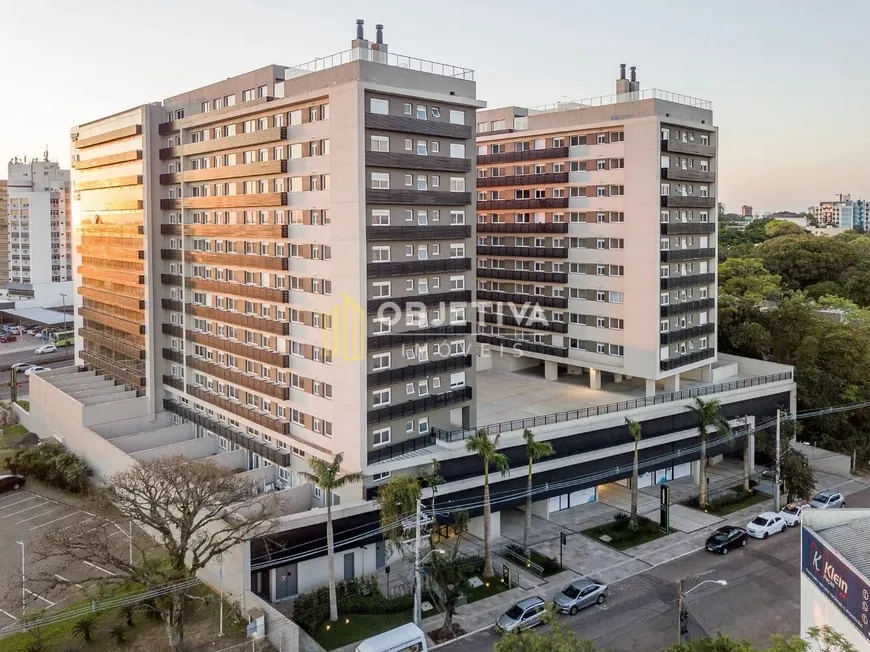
[661,139,716,157]
[660,273,716,290]
[76,175,143,191]
[661,168,716,183]
[477,222,568,234]
[366,257,471,278]
[159,127,287,159]
[367,386,473,426]
[187,277,289,303]
[185,385,292,436]
[660,196,715,209]
[79,327,145,360]
[187,356,290,400]
[162,323,183,337]
[476,290,567,309]
[660,298,716,317]
[366,189,472,207]
[367,355,472,388]
[367,323,472,351]
[163,375,184,391]
[162,348,184,364]
[364,114,473,140]
[161,298,183,312]
[476,172,569,189]
[73,124,142,149]
[367,433,436,465]
[81,350,145,387]
[77,244,144,262]
[660,222,716,235]
[187,305,290,335]
[78,308,145,335]
[476,268,567,284]
[476,334,568,358]
[367,290,472,313]
[660,248,716,262]
[159,160,287,185]
[660,347,715,371]
[160,223,289,238]
[161,274,182,286]
[477,147,569,166]
[660,323,716,346]
[476,198,569,211]
[186,330,290,367]
[78,287,145,311]
[365,225,472,241]
[185,251,289,271]
[73,150,142,171]
[481,312,568,333]
[160,192,288,211]
[160,249,182,261]
[476,245,568,259]
[366,151,471,173]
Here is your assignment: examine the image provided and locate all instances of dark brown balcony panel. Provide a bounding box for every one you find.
[477,222,568,234]
[186,330,290,367]
[661,168,716,183]
[160,192,288,211]
[78,198,144,212]
[481,312,567,333]
[661,139,716,157]
[185,385,291,436]
[476,333,568,358]
[476,172,569,188]
[660,196,716,209]
[187,304,290,335]
[79,223,144,236]
[186,277,289,303]
[367,386,473,426]
[160,249,183,261]
[77,245,144,262]
[73,125,142,149]
[73,150,143,170]
[660,222,716,235]
[660,323,716,346]
[660,247,716,262]
[162,348,184,364]
[161,274,182,286]
[367,290,472,313]
[476,290,568,309]
[365,225,472,241]
[79,328,145,360]
[660,273,716,290]
[163,375,185,391]
[162,323,183,337]
[79,287,145,311]
[78,307,145,335]
[162,298,183,311]
[364,113,473,139]
[365,151,471,173]
[187,356,290,400]
[78,266,145,286]
[185,251,289,270]
[367,355,473,388]
[76,175,143,191]
[158,121,180,136]
[477,147,569,166]
[366,257,471,278]
[159,127,287,159]
[366,189,472,207]
[476,268,568,284]
[160,223,289,238]
[660,347,715,371]
[81,351,145,388]
[660,298,716,317]
[476,245,568,259]
[476,198,569,211]
[159,159,288,185]
[367,323,472,351]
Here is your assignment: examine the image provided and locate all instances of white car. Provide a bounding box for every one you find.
[24,366,51,376]
[10,363,34,372]
[746,512,787,539]
[779,500,811,527]
[34,344,57,354]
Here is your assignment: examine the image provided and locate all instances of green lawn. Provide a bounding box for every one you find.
[465,577,511,602]
[312,610,413,650]
[583,516,669,551]
[705,489,770,516]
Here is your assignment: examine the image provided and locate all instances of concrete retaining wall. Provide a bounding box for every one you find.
[245,590,301,652]
[793,442,852,476]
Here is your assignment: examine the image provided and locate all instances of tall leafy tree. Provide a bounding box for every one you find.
[522,429,553,556]
[465,430,509,578]
[625,418,643,531]
[299,453,363,622]
[684,398,732,509]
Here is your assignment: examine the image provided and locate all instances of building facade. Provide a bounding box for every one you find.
[0,179,7,286]
[741,204,753,217]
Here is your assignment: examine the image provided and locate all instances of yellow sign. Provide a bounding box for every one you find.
[326,295,367,362]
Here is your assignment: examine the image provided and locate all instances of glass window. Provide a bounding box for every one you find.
[370,98,389,115]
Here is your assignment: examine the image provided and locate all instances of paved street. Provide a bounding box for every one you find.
[0,345,76,401]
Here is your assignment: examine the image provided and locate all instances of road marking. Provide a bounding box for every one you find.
[60,516,93,532]
[84,561,116,576]
[25,589,55,606]
[0,609,16,621]
[30,511,79,530]
[17,508,59,525]
[0,496,39,510]
[1,502,49,518]
[54,573,85,590]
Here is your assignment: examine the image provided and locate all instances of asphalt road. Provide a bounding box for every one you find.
[0,346,77,400]
[442,486,870,652]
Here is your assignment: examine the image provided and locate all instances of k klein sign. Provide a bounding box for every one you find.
[801,527,870,642]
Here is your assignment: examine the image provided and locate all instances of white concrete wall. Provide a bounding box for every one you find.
[111,424,194,452]
[296,543,380,595]
[131,435,217,462]
[793,443,852,476]
[800,576,869,652]
[82,396,153,429]
[245,589,300,652]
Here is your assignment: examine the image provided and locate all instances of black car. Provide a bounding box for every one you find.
[0,474,25,493]
[705,526,748,554]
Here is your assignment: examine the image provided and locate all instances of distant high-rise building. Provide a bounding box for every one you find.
[741,205,753,217]
[0,179,8,285]
[717,201,725,217]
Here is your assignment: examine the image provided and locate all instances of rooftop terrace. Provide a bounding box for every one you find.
[528,88,712,114]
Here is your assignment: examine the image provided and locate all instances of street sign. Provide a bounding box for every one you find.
[660,484,670,532]
[560,532,567,545]
[502,563,510,587]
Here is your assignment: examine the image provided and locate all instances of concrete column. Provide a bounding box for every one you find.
[544,360,559,381]
[691,459,701,483]
[467,511,501,540]
[521,498,550,520]
[700,364,713,382]
[589,368,601,390]
[663,374,680,393]
[645,379,656,397]
[614,373,623,383]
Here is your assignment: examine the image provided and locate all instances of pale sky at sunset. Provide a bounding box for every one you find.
[1,0,866,212]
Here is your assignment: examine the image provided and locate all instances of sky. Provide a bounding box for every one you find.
[1,0,867,212]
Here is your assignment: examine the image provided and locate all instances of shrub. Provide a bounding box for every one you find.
[25,638,46,652]
[613,511,629,521]
[109,624,127,645]
[7,442,91,493]
[118,603,137,628]
[684,486,755,511]
[294,575,412,634]
[504,544,561,576]
[72,614,99,643]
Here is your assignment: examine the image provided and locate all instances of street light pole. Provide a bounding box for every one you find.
[677,579,684,645]
[413,499,422,627]
[18,541,25,626]
[678,579,727,643]
[774,409,782,512]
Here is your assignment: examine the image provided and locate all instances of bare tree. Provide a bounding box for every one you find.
[30,456,277,652]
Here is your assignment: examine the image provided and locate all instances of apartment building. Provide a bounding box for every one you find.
[475,66,718,393]
[4,157,73,300]
[0,179,7,285]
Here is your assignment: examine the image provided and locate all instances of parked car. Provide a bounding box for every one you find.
[24,366,51,376]
[780,500,811,526]
[0,474,26,493]
[810,491,846,509]
[747,512,787,539]
[705,526,749,554]
[496,596,547,633]
[0,335,17,343]
[34,344,57,355]
[10,363,34,372]
[554,579,607,615]
[25,328,39,336]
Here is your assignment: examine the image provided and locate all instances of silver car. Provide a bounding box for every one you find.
[554,578,607,615]
[810,491,845,509]
[496,596,547,633]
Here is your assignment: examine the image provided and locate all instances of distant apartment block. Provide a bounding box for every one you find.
[741,204,753,217]
[817,194,867,231]
[0,179,7,285]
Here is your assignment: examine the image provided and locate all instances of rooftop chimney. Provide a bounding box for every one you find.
[371,22,388,62]
[352,19,370,61]
[630,66,636,83]
[620,63,626,80]
[356,19,365,40]
[616,63,630,95]
[375,24,384,44]
[629,66,640,93]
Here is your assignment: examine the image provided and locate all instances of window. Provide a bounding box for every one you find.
[371,135,390,152]
[449,143,466,158]
[431,107,441,118]
[450,177,466,192]
[661,293,670,306]
[373,281,391,298]
[372,427,391,447]
[372,388,391,407]
[403,103,412,115]
[416,175,428,191]
[416,105,427,120]
[372,471,391,483]
[371,172,390,189]
[372,246,390,262]
[449,110,465,125]
[372,209,390,226]
[450,276,465,291]
[417,140,428,156]
[370,98,389,115]
[418,417,430,434]
[609,291,624,303]
[405,138,413,151]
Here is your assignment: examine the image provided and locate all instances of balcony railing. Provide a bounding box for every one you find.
[187,330,290,367]
[660,222,716,235]
[659,322,716,345]
[367,386,473,426]
[477,222,568,234]
[163,375,184,391]
[161,274,182,286]
[159,223,289,238]
[367,290,472,314]
[476,172,569,188]
[661,167,716,183]
[660,273,716,290]
[476,198,569,211]
[367,355,472,388]
[367,323,472,351]
[660,347,716,371]
[476,245,568,259]
[365,225,472,241]
[79,327,145,360]
[660,298,716,317]
[365,151,471,173]
[367,433,436,465]
[661,196,716,209]
[363,113,473,140]
[185,305,290,335]
[187,277,289,303]
[366,257,471,278]
[366,189,472,207]
[476,268,568,284]
[476,333,568,358]
[660,248,716,262]
[476,290,567,309]
[661,139,716,157]
[185,384,292,436]
[162,348,184,364]
[187,356,290,400]
[81,350,145,388]
[481,312,568,333]
[477,147,569,166]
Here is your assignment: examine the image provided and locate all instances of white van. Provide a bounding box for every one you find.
[355,623,427,652]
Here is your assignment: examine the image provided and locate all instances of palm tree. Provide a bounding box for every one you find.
[465,430,509,578]
[625,418,643,531]
[522,429,553,557]
[684,397,732,509]
[299,453,364,622]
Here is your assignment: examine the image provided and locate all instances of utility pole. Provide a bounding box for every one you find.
[129,520,133,567]
[18,541,25,628]
[774,409,782,512]
[218,554,224,637]
[10,369,17,404]
[412,498,422,627]
[676,579,684,644]
[60,293,69,359]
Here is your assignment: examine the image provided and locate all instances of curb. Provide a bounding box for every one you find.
[430,624,493,649]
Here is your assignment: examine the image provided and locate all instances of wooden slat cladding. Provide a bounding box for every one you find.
[73,125,142,149]
[187,304,290,335]
[78,328,146,360]
[365,114,473,139]
[76,175,143,191]
[365,189,471,206]
[73,150,143,170]
[77,266,144,285]
[159,127,286,159]
[661,168,716,183]
[186,277,289,303]
[476,172,569,188]
[78,199,144,212]
[187,330,289,367]
[158,96,278,135]
[185,251,289,271]
[79,287,145,311]
[81,351,145,388]
[78,308,145,335]
[365,151,471,173]
[80,223,144,236]
[77,245,144,263]
[185,385,291,436]
[160,224,288,238]
[160,192,287,210]
[159,160,287,185]
[662,140,716,157]
[186,357,290,400]
[476,147,569,166]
